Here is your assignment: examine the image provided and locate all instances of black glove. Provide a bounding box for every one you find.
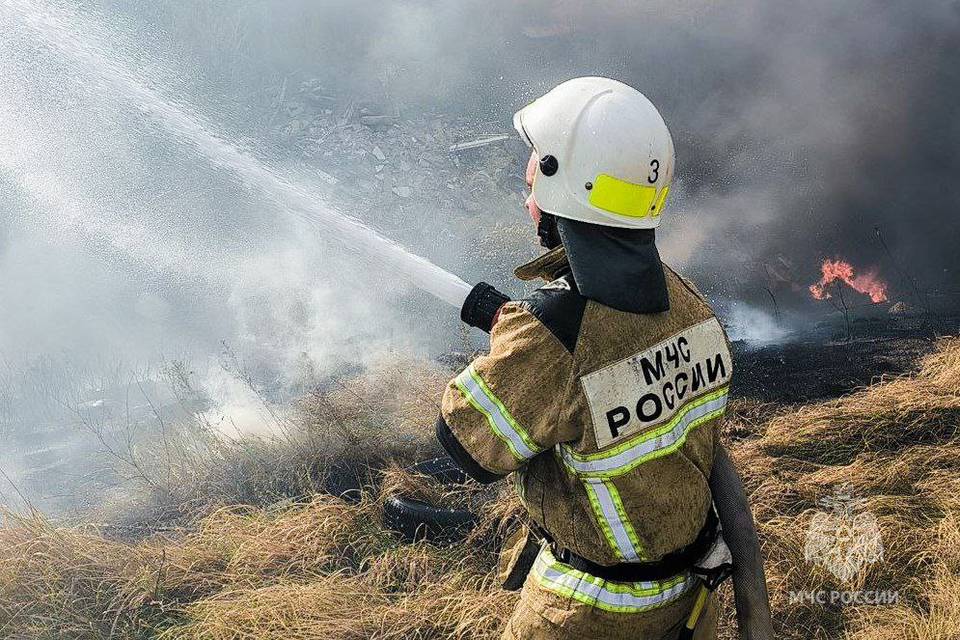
[460,282,510,333]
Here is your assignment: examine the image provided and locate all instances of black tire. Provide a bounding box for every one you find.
[382,456,478,543]
[383,494,479,543]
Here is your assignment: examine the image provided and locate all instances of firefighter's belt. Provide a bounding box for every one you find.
[553,508,718,583]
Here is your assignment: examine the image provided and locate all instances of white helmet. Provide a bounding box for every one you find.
[513,77,675,229]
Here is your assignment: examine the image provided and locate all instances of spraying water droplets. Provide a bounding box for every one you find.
[0,0,473,309]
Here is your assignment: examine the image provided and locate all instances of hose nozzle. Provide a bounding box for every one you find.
[460,282,509,333]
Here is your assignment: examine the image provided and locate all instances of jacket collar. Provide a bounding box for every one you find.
[514,246,571,282]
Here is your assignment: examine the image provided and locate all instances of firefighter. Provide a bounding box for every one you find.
[445,77,773,639]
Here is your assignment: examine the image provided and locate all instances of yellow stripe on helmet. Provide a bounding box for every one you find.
[589,173,666,218]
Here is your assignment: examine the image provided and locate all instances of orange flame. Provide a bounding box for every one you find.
[809,259,889,304]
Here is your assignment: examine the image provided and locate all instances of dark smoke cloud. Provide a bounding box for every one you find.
[3,0,956,369]
[108,0,959,309]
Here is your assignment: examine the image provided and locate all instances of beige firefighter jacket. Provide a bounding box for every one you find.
[439,250,732,611]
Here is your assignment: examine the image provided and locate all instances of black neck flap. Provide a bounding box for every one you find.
[555,217,670,314]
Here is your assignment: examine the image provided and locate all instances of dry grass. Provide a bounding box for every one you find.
[101,355,453,531]
[1,340,960,639]
[0,491,514,639]
[721,338,960,640]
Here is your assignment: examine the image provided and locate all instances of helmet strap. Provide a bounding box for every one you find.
[537,212,563,249]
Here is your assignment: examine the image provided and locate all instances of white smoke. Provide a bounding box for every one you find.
[723,303,790,345]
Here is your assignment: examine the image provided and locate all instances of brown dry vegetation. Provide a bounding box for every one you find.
[1,341,959,639]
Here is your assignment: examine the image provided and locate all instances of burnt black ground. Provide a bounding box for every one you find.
[731,336,939,404]
[732,311,960,403]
